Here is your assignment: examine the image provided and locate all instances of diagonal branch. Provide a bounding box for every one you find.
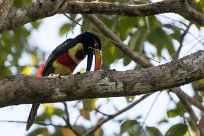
[198,114,204,136]
[84,14,153,68]
[173,88,204,111]
[173,23,192,59]
[0,50,203,108]
[1,0,204,32]
[82,94,150,136]
[173,88,198,127]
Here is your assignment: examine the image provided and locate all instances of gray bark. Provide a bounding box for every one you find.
[0,50,203,108]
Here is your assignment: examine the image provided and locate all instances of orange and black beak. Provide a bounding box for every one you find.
[93,49,101,71]
[86,47,101,71]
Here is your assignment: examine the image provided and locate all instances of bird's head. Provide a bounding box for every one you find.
[77,32,101,71]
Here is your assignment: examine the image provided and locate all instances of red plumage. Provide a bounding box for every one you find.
[36,64,44,77]
[56,53,77,72]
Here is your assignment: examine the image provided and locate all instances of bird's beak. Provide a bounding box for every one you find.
[86,48,93,71]
[93,49,101,71]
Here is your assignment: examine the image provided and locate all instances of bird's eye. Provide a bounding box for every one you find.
[94,41,98,48]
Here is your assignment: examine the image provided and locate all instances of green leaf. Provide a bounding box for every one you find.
[31,21,41,29]
[59,23,70,36]
[129,29,147,51]
[158,119,168,124]
[27,128,47,136]
[120,120,148,136]
[82,99,98,111]
[165,124,187,136]
[53,107,65,116]
[125,96,135,103]
[146,127,162,136]
[146,16,175,56]
[167,109,180,118]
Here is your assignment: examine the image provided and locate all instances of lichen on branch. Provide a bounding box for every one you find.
[0,50,203,108]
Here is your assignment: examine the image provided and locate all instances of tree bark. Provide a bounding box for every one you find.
[1,0,204,32]
[0,50,203,108]
[0,0,14,29]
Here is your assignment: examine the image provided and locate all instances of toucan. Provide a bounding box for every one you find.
[26,32,101,131]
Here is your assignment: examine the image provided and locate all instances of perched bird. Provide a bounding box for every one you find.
[26,32,101,131]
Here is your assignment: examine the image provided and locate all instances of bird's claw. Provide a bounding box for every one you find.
[48,73,61,79]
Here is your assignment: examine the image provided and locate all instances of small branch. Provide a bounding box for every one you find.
[84,14,153,68]
[173,88,198,127]
[62,102,80,136]
[95,109,112,117]
[174,23,192,59]
[0,120,66,128]
[63,102,70,125]
[180,98,198,127]
[198,114,204,136]
[0,0,14,29]
[168,92,193,135]
[82,94,150,136]
[173,88,204,111]
[0,50,203,108]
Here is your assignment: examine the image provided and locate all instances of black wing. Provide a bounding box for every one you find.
[42,38,79,75]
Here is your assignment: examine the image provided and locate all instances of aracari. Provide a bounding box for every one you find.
[26,32,101,130]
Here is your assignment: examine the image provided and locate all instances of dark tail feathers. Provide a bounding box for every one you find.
[26,104,40,131]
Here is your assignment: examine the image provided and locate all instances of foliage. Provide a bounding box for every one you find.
[0,0,203,136]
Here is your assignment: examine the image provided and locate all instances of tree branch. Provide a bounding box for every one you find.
[0,50,203,108]
[198,114,204,136]
[84,14,153,68]
[83,94,150,136]
[173,23,192,59]
[1,0,204,32]
[173,88,198,127]
[0,0,14,29]
[173,88,204,111]
[62,102,80,136]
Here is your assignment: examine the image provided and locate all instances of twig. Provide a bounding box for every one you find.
[63,102,70,125]
[173,88,204,111]
[95,109,112,117]
[174,23,192,59]
[167,92,192,136]
[173,89,198,127]
[84,14,153,68]
[63,13,82,27]
[82,94,151,136]
[62,102,80,136]
[0,120,65,128]
[137,92,161,135]
[73,115,81,127]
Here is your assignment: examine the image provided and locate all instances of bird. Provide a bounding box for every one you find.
[26,32,101,131]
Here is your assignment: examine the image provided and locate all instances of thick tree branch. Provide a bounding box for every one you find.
[0,50,203,108]
[1,0,204,32]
